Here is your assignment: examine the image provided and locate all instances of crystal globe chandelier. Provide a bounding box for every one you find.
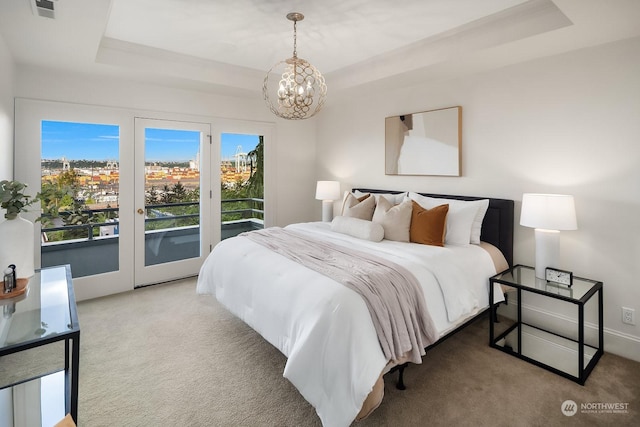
[263,12,327,120]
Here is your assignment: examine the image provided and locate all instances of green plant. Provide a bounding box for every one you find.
[0,180,36,219]
[245,136,264,198]
[37,181,72,226]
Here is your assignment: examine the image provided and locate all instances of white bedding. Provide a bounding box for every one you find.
[196,222,503,427]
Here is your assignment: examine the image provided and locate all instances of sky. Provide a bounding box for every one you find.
[41,120,119,161]
[221,133,260,161]
[41,120,259,163]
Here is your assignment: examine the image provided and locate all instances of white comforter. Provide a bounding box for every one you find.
[196,222,500,427]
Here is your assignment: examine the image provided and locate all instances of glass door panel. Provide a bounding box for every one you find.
[134,119,211,287]
[40,120,120,278]
[220,133,264,240]
[144,127,201,266]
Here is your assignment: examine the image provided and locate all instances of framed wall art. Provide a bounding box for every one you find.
[385,106,461,176]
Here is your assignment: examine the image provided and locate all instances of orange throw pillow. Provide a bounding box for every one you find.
[410,201,449,246]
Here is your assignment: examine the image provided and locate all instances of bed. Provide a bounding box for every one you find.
[197,189,514,427]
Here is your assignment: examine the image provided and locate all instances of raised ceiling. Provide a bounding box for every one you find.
[0,0,639,99]
[104,0,530,74]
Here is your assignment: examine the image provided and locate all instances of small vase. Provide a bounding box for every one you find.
[0,214,35,278]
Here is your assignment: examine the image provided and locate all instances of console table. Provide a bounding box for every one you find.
[0,265,80,425]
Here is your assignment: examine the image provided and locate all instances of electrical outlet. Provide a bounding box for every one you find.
[622,307,635,325]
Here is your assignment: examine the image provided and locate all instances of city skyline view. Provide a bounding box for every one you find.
[41,120,260,162]
[37,121,264,245]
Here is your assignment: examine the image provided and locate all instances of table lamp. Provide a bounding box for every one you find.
[520,193,577,278]
[315,181,340,222]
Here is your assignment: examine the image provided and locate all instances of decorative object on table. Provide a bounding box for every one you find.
[315,181,341,222]
[385,106,462,176]
[263,12,327,120]
[545,267,573,287]
[3,264,16,293]
[0,180,37,279]
[520,193,577,279]
[0,276,29,300]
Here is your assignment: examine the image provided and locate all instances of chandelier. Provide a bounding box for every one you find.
[263,12,327,120]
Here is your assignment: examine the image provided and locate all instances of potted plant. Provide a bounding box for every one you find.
[1,180,36,219]
[0,180,36,278]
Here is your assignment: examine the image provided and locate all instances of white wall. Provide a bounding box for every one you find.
[0,35,15,419]
[316,36,640,361]
[0,32,14,180]
[13,65,318,227]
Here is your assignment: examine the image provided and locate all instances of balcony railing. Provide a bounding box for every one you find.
[220,197,264,222]
[40,198,264,277]
[40,198,264,242]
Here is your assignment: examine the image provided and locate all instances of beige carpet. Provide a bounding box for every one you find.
[76,278,640,426]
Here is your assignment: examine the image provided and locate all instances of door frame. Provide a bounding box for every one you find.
[15,98,135,300]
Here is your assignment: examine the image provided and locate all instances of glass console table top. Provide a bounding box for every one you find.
[1,267,73,349]
[491,265,600,302]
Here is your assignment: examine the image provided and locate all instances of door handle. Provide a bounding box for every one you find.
[137,208,144,215]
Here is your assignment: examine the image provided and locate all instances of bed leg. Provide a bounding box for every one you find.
[396,363,408,390]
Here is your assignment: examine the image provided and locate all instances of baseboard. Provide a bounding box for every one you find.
[499,300,640,363]
[601,327,640,363]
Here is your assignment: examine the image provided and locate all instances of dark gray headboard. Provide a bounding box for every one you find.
[353,189,514,267]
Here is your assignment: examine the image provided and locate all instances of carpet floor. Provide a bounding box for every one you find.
[75,278,640,426]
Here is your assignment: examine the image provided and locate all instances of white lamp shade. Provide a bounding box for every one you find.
[315,181,340,201]
[520,193,577,231]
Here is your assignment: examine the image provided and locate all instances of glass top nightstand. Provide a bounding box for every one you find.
[490,264,603,385]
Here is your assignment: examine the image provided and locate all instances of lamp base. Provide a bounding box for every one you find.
[534,229,560,279]
[321,200,334,222]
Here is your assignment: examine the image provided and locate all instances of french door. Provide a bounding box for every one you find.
[15,99,213,299]
[16,100,133,300]
[15,99,277,299]
[133,118,211,287]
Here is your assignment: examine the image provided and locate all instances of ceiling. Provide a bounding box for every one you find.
[1,0,639,100]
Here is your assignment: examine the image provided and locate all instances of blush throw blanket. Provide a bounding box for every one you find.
[242,227,438,364]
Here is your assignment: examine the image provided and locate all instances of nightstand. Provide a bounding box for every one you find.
[490,264,603,385]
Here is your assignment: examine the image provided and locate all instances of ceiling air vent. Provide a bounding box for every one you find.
[31,0,57,19]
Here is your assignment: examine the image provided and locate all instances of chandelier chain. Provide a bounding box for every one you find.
[292,20,297,58]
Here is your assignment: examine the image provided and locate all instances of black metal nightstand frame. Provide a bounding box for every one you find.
[489,264,603,385]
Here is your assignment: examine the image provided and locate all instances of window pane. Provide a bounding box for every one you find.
[221,133,264,240]
[40,120,120,278]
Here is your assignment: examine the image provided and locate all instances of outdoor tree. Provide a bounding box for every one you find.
[172,182,187,200]
[245,136,264,199]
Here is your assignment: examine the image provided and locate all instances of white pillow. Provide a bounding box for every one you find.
[353,190,406,206]
[470,199,489,244]
[331,216,384,242]
[407,192,479,246]
[372,198,412,242]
